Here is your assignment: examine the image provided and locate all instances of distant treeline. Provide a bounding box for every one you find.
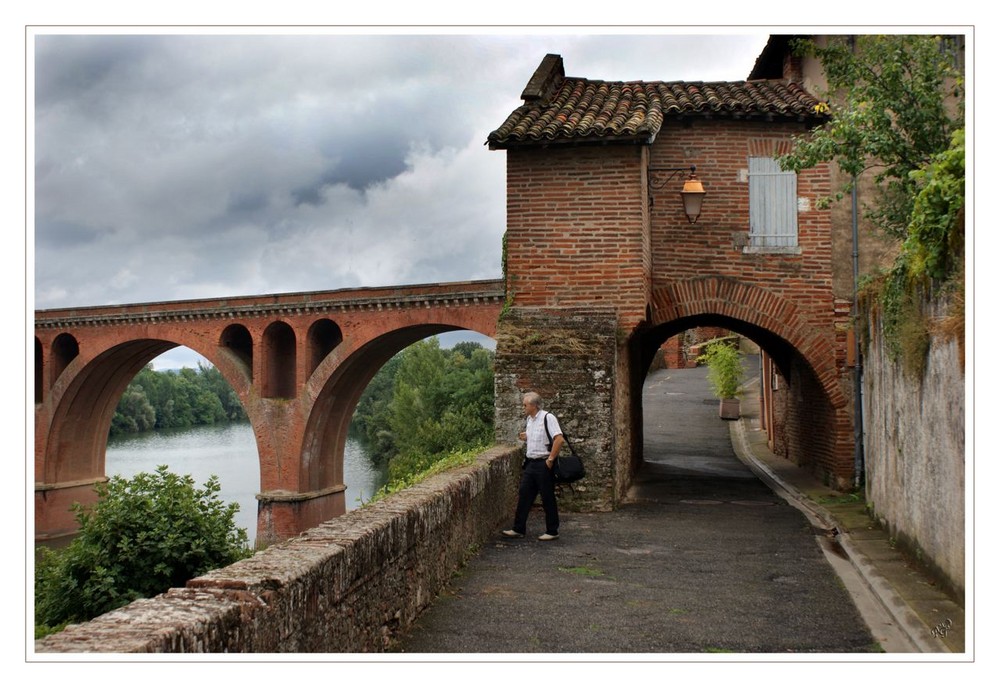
[350,338,494,481]
[110,364,247,437]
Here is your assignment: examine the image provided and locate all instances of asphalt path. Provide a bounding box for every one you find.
[394,363,876,654]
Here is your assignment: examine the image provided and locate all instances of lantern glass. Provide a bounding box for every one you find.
[680,176,706,223]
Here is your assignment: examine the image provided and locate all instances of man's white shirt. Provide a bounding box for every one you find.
[525,410,562,459]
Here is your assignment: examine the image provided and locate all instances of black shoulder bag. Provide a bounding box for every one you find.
[543,413,586,484]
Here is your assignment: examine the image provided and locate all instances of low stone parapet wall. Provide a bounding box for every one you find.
[35,445,521,653]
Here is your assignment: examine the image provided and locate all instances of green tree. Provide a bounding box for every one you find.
[779,35,963,239]
[904,128,965,283]
[351,353,403,460]
[35,466,249,634]
[779,35,965,371]
[386,339,494,481]
[110,387,156,435]
[197,362,248,421]
[349,338,494,482]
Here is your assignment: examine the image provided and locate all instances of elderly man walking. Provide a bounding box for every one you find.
[502,391,564,541]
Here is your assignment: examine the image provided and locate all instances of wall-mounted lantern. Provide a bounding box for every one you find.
[649,165,706,224]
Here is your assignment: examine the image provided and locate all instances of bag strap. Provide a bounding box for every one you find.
[542,412,575,455]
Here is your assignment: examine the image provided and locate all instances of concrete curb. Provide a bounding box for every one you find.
[729,409,951,653]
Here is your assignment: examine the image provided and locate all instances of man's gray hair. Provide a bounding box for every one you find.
[523,391,543,408]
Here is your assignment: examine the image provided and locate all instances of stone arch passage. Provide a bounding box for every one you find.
[649,278,846,409]
[637,315,843,478]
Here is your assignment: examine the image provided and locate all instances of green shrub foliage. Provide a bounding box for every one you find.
[780,36,964,369]
[35,467,249,630]
[780,35,963,240]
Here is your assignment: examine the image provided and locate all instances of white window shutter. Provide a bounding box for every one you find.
[749,157,797,247]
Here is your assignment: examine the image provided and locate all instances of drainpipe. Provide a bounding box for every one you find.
[852,176,865,488]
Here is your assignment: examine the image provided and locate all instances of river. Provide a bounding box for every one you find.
[105,422,389,543]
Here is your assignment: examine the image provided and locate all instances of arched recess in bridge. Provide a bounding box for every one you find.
[633,280,851,485]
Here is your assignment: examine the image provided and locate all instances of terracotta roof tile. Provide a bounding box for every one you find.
[488,74,825,149]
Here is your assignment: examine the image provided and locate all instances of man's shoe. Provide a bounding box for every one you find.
[501,529,525,538]
[538,533,559,541]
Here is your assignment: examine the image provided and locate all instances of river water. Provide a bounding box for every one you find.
[105,422,389,543]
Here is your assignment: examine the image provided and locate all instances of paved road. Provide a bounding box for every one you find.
[394,364,876,654]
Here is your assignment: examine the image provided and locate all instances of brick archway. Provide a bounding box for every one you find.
[300,323,489,497]
[640,277,853,485]
[35,333,251,542]
[649,277,846,409]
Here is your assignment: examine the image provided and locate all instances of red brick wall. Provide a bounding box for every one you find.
[505,145,650,328]
[649,120,835,335]
[785,357,855,488]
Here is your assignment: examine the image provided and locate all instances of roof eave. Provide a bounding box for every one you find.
[488,133,656,151]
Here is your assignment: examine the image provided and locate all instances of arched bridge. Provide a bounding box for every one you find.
[34,279,504,545]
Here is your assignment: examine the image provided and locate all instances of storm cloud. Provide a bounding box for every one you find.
[33,32,771,310]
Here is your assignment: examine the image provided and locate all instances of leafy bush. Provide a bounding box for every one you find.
[35,466,249,632]
[698,341,745,400]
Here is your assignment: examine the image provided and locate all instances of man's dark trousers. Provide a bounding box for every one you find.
[513,459,559,536]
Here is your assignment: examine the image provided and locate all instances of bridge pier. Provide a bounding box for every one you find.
[34,477,108,542]
[256,486,347,546]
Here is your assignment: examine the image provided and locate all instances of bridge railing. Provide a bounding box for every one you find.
[35,445,521,653]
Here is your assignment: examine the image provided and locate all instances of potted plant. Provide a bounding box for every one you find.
[698,340,745,420]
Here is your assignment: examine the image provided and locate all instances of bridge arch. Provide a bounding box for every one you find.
[35,279,506,543]
[300,321,496,497]
[40,335,252,487]
[35,331,259,542]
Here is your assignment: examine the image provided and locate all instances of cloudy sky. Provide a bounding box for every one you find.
[32,30,771,310]
[31,29,774,366]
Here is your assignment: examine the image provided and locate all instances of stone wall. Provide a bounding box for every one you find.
[494,307,620,511]
[35,445,522,653]
[863,295,965,596]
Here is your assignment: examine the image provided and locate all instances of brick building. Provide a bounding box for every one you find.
[489,50,854,507]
